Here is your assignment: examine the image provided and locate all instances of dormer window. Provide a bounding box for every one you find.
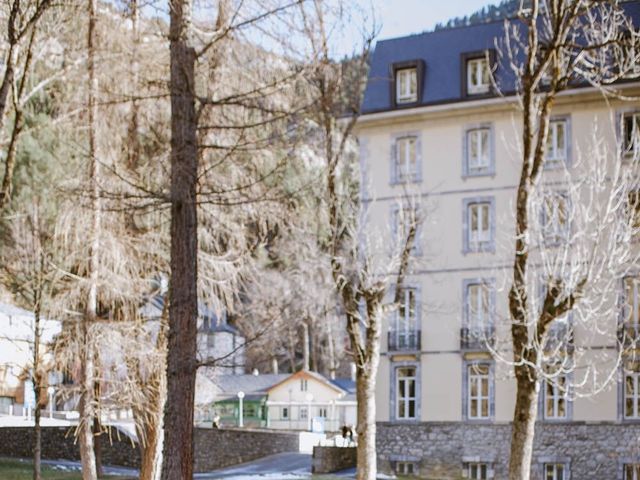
[391,60,423,108]
[396,68,417,104]
[467,58,490,95]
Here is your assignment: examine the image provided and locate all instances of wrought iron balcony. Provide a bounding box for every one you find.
[387,330,421,352]
[460,326,495,351]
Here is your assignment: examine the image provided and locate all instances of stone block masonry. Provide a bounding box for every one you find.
[0,426,302,472]
[377,422,640,479]
[312,446,357,474]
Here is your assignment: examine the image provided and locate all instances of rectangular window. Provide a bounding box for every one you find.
[627,191,640,231]
[544,463,566,480]
[394,136,418,183]
[626,361,640,419]
[467,282,490,330]
[299,407,308,420]
[467,58,490,95]
[467,128,491,174]
[468,202,491,251]
[300,379,308,392]
[318,407,327,418]
[624,277,640,342]
[396,367,417,420]
[623,112,640,157]
[281,407,289,419]
[396,68,417,104]
[626,464,640,480]
[542,192,569,244]
[468,363,491,420]
[544,376,567,420]
[395,287,418,349]
[546,120,567,167]
[467,463,488,479]
[396,461,415,475]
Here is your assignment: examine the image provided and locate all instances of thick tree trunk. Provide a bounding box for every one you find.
[137,402,164,480]
[508,369,539,480]
[355,370,377,480]
[161,0,198,478]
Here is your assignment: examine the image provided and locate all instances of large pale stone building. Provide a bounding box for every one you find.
[356,5,640,479]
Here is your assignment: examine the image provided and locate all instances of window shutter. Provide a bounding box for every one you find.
[462,200,469,253]
[564,116,572,167]
[390,140,397,184]
[489,125,495,175]
[489,364,496,418]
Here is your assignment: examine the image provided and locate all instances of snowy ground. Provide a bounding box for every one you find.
[0,415,73,427]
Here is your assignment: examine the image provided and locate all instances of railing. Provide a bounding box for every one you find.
[460,327,495,351]
[388,330,421,352]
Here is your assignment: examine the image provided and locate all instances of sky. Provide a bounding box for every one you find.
[372,0,497,40]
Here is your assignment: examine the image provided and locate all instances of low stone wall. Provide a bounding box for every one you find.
[193,427,301,471]
[0,426,302,472]
[312,446,357,474]
[0,426,139,468]
[377,421,640,479]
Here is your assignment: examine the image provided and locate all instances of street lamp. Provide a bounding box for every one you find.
[305,392,313,431]
[47,386,55,419]
[237,391,245,428]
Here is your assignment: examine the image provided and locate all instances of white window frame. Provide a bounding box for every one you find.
[468,202,491,250]
[396,461,415,475]
[544,463,566,480]
[300,379,308,392]
[394,135,418,183]
[467,363,491,420]
[625,362,640,419]
[299,407,308,420]
[396,367,417,420]
[625,277,640,328]
[542,191,569,244]
[396,68,418,104]
[623,112,640,157]
[625,464,640,480]
[467,462,489,479]
[543,375,568,420]
[467,128,491,174]
[395,287,418,348]
[467,282,490,331]
[546,119,568,167]
[467,58,490,95]
[281,407,288,419]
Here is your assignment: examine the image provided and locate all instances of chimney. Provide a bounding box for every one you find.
[272,358,279,375]
[350,362,356,381]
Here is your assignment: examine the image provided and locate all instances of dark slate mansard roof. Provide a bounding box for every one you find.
[361,2,640,115]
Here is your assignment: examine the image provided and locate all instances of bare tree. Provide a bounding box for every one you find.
[491,2,640,478]
[296,2,420,478]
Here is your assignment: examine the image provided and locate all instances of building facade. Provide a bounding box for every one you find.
[356,6,640,479]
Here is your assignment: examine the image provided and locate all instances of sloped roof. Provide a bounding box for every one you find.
[331,378,355,394]
[214,373,289,398]
[361,1,640,114]
[266,370,346,395]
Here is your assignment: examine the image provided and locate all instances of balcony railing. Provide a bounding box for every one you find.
[388,330,421,352]
[460,327,495,351]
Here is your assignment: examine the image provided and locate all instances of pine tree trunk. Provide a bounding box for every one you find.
[161,0,198,478]
[79,0,100,476]
[508,368,539,480]
[355,370,377,480]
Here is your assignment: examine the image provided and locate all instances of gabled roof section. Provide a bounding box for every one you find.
[213,373,289,397]
[266,370,346,395]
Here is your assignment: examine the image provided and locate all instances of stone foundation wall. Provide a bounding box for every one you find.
[0,426,140,467]
[0,426,301,472]
[312,446,357,474]
[377,422,640,479]
[193,427,300,471]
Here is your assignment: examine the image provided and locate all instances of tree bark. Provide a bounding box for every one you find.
[508,367,539,480]
[33,302,42,480]
[161,0,198,478]
[302,321,310,371]
[355,367,377,480]
[79,0,99,476]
